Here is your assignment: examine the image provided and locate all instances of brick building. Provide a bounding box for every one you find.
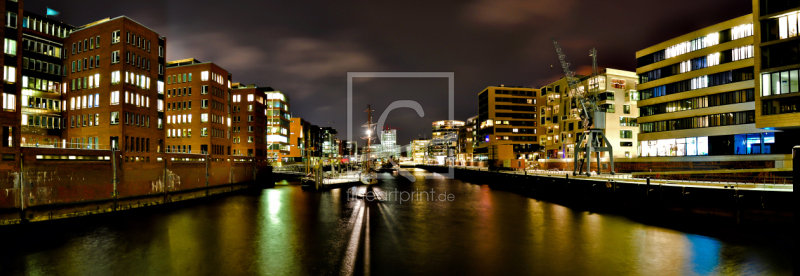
[165,58,231,158]
[62,16,166,163]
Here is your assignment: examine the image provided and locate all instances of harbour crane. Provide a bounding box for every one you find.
[551,38,615,176]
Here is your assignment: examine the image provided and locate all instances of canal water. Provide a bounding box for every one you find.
[0,169,793,275]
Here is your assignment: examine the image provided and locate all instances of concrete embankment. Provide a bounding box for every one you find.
[418,165,793,225]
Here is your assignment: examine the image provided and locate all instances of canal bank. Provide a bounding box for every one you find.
[417,165,793,225]
[0,147,276,225]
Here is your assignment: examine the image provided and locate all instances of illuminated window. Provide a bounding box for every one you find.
[201,71,209,81]
[2,66,15,83]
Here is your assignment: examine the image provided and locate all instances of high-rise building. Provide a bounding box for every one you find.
[474,86,542,161]
[63,16,166,161]
[379,129,400,160]
[164,58,231,156]
[754,0,800,128]
[541,69,639,160]
[635,13,799,160]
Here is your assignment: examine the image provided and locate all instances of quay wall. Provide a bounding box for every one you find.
[0,147,273,224]
[419,165,793,224]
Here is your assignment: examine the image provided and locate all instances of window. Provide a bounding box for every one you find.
[6,12,17,29]
[2,93,15,111]
[4,38,16,56]
[621,142,633,147]
[202,85,209,94]
[111,71,121,84]
[201,71,209,81]
[159,46,164,57]
[201,99,209,108]
[96,55,100,67]
[111,112,119,125]
[620,130,633,139]
[623,105,630,114]
[3,66,15,83]
[201,113,209,123]
[111,51,120,64]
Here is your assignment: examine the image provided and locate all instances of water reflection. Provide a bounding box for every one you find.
[0,173,792,275]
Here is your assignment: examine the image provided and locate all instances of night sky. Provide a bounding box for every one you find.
[29,0,751,145]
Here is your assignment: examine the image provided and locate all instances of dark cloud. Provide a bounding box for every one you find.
[28,0,752,145]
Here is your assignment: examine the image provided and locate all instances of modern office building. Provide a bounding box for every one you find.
[540,68,640,160]
[164,58,231,157]
[410,139,428,163]
[754,0,800,128]
[265,89,291,161]
[62,16,167,162]
[17,13,73,147]
[378,128,400,160]
[456,115,477,163]
[474,86,542,161]
[634,14,781,158]
[430,120,464,160]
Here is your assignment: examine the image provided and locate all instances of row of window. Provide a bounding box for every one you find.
[233,136,256,144]
[24,57,62,75]
[640,89,755,117]
[22,76,61,93]
[167,100,191,111]
[495,128,537,134]
[70,114,101,128]
[495,97,536,104]
[71,55,100,73]
[492,89,536,97]
[167,87,191,97]
[167,73,192,84]
[761,68,800,97]
[168,128,192,138]
[640,110,755,133]
[125,136,150,153]
[21,114,60,129]
[637,24,753,67]
[71,35,101,55]
[495,113,537,119]
[640,67,754,100]
[23,95,61,111]
[167,114,193,124]
[639,46,753,84]
[496,105,536,112]
[68,137,101,150]
[762,97,800,115]
[22,16,71,38]
[167,144,191,153]
[69,94,100,110]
